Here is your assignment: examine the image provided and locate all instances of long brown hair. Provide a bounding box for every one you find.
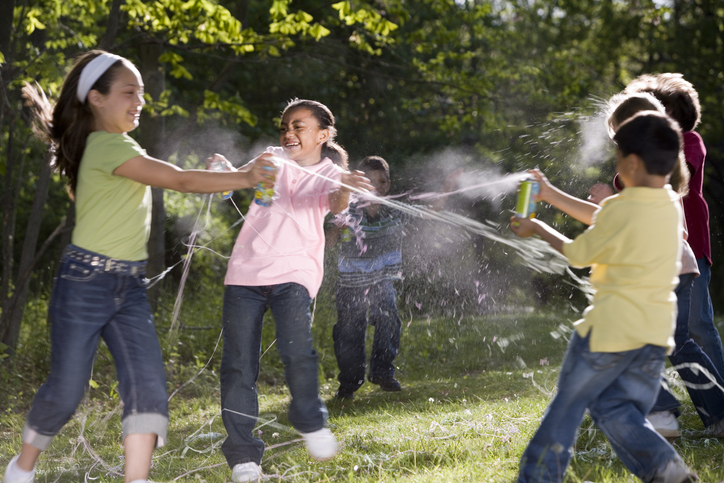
[22,50,125,197]
[281,99,349,170]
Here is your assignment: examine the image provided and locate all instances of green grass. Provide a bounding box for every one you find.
[3,309,724,482]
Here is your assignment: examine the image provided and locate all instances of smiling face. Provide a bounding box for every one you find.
[88,63,145,134]
[279,108,329,165]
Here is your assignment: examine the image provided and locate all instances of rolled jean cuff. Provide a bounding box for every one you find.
[22,425,55,451]
[122,412,169,448]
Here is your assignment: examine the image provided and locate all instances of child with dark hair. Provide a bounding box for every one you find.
[624,74,722,388]
[4,50,274,483]
[600,92,724,438]
[219,99,372,482]
[512,112,698,483]
[327,156,459,399]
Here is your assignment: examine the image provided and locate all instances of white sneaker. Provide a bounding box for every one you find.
[231,462,262,482]
[647,411,680,438]
[301,428,338,461]
[4,455,35,483]
[651,457,698,482]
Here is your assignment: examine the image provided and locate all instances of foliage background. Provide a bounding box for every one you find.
[1,0,723,352]
[1,1,724,480]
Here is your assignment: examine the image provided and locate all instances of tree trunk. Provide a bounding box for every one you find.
[1,151,53,353]
[139,42,167,309]
[0,106,17,351]
[100,0,125,51]
[0,0,14,61]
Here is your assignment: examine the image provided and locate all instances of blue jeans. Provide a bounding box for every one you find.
[23,245,169,450]
[518,332,679,483]
[333,281,402,390]
[688,258,724,375]
[220,283,327,467]
[651,272,724,427]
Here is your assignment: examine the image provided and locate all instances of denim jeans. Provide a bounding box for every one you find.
[220,283,327,467]
[23,245,169,451]
[518,332,679,483]
[688,258,724,375]
[333,280,402,391]
[651,272,724,427]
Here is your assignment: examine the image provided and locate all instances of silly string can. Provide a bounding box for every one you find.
[208,159,233,200]
[515,177,539,218]
[254,166,276,207]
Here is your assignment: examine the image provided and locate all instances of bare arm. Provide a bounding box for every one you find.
[113,153,275,193]
[328,170,373,214]
[509,216,570,254]
[531,169,599,225]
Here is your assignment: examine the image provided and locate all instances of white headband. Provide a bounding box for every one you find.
[76,53,124,103]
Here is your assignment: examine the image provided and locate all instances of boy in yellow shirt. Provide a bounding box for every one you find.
[511,112,697,483]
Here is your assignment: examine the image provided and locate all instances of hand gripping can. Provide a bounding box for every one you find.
[515,177,539,218]
[208,159,233,200]
[254,166,277,207]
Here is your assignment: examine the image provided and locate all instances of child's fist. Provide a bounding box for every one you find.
[587,183,614,205]
[509,215,539,238]
[245,153,277,187]
[528,169,553,202]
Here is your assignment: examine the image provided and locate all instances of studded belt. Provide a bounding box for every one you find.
[64,246,147,276]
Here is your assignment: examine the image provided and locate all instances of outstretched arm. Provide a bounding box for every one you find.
[531,169,598,226]
[509,216,570,254]
[329,170,373,214]
[114,153,276,193]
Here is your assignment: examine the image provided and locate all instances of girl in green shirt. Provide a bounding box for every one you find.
[5,50,275,483]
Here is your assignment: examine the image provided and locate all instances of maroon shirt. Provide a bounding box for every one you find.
[611,132,710,264]
[682,131,711,264]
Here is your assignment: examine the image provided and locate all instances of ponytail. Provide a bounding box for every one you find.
[281,98,349,170]
[669,153,690,197]
[321,140,348,169]
[21,50,125,197]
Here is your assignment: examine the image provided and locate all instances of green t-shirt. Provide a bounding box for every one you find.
[72,131,151,261]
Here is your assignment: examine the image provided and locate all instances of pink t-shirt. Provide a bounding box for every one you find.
[224,150,344,298]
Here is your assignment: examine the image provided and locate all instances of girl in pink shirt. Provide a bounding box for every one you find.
[219,99,371,483]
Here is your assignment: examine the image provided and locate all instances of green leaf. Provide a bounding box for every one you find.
[270,0,289,20]
[332,1,351,18]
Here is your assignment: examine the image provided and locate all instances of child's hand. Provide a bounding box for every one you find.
[340,170,373,193]
[528,168,554,203]
[509,215,539,238]
[242,153,277,187]
[206,153,235,171]
[587,183,613,205]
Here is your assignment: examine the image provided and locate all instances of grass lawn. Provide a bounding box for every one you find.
[2,311,724,482]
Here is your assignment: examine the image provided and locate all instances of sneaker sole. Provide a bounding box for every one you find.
[380,386,401,392]
[655,428,681,439]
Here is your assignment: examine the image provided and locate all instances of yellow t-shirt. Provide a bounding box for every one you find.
[562,186,682,353]
[72,131,151,261]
